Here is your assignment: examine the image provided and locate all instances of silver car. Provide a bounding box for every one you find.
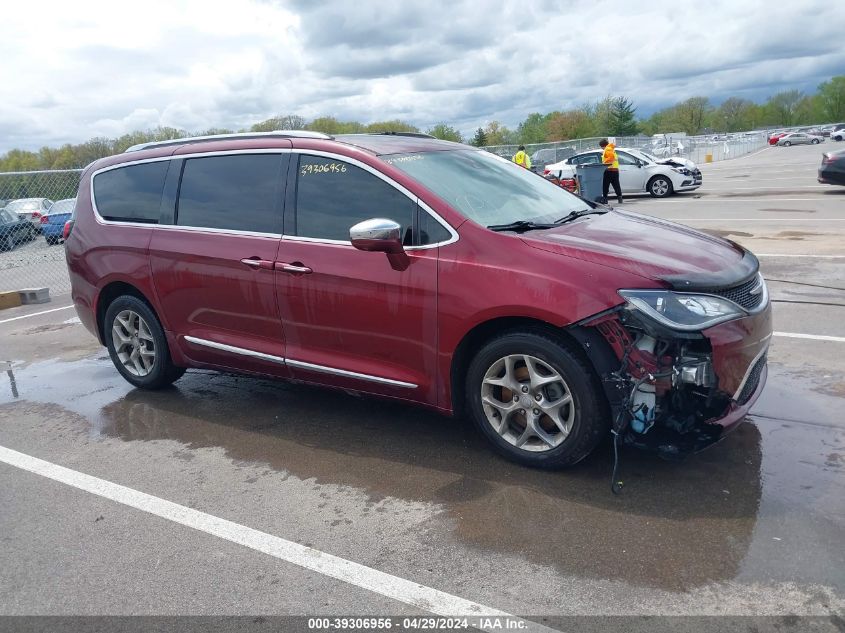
[776,132,823,147]
[4,197,54,232]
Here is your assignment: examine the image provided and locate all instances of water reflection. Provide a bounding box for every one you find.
[95,373,763,590]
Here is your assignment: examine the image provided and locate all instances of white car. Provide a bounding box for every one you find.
[544,148,702,198]
[831,128,845,142]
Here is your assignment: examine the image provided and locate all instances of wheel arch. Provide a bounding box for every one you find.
[449,316,604,415]
[95,281,159,346]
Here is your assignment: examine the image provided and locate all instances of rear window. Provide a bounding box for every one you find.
[93,161,169,223]
[49,199,75,215]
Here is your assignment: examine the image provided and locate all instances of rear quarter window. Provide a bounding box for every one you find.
[93,161,169,223]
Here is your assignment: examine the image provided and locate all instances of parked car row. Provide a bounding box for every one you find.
[0,197,76,250]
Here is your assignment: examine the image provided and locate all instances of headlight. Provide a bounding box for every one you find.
[672,167,691,176]
[618,290,745,331]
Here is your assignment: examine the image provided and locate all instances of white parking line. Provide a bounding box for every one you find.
[774,332,845,343]
[663,218,845,221]
[0,305,75,325]
[664,198,833,202]
[757,254,845,258]
[0,445,552,632]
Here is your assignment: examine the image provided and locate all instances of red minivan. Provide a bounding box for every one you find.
[66,131,771,467]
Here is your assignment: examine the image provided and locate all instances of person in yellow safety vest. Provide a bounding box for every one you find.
[512,145,532,170]
[599,138,623,204]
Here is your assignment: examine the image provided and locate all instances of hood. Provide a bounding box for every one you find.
[519,210,757,290]
[655,156,696,170]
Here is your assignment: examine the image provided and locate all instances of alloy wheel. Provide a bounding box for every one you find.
[480,354,575,452]
[651,178,670,196]
[112,309,156,377]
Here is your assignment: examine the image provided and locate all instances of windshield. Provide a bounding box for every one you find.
[49,199,75,214]
[6,199,41,212]
[385,149,590,226]
[629,149,657,163]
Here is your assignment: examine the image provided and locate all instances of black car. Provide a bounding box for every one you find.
[818,149,845,186]
[0,207,37,251]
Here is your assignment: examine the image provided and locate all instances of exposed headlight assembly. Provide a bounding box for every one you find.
[618,290,746,331]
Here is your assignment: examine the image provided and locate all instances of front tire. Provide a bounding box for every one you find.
[648,175,673,198]
[783,141,791,147]
[812,138,820,144]
[104,295,185,389]
[465,331,608,468]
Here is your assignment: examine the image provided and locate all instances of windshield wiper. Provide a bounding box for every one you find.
[486,220,558,233]
[554,208,608,225]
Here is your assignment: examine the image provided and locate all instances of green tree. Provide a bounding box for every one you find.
[470,127,488,146]
[516,112,548,144]
[426,123,463,142]
[766,90,804,126]
[673,97,710,134]
[818,76,845,121]
[716,97,755,132]
[482,121,514,145]
[364,120,419,134]
[609,97,638,136]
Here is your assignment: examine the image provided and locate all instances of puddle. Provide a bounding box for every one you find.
[1,355,843,591]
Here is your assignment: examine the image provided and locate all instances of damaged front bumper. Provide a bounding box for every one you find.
[573,294,772,458]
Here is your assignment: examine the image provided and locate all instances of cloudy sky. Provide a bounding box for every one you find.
[2,0,843,152]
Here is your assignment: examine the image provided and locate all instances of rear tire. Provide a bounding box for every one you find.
[812,138,820,144]
[465,330,608,468]
[647,175,673,198]
[3,234,14,251]
[104,295,185,389]
[784,141,791,147]
[45,236,56,246]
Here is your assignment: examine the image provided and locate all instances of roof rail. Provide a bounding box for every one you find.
[377,132,436,139]
[124,130,333,153]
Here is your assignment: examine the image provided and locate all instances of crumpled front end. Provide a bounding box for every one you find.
[573,281,772,458]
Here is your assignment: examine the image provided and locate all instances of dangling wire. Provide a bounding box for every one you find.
[611,429,624,495]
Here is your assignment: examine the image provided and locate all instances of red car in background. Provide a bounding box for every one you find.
[768,132,788,145]
[65,132,772,467]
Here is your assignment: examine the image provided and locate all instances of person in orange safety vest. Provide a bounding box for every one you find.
[599,138,622,204]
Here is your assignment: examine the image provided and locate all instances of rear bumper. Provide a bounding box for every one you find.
[818,167,845,185]
[42,224,64,238]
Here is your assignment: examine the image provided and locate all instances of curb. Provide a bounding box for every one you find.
[0,287,51,311]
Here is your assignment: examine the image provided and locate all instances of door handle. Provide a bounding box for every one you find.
[240,258,274,270]
[276,262,313,274]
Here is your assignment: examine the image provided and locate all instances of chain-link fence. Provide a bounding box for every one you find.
[483,132,771,170]
[0,169,83,296]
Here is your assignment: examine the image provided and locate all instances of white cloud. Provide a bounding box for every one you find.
[0,0,843,152]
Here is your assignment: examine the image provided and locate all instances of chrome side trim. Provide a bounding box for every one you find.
[732,339,771,401]
[183,336,286,365]
[285,358,418,389]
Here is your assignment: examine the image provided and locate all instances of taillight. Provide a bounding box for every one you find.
[543,169,550,175]
[33,211,42,219]
[62,220,74,240]
[40,215,49,224]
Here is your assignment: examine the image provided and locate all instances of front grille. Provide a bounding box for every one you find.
[712,275,764,311]
[737,354,766,405]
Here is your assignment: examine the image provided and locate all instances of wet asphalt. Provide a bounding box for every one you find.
[0,143,843,623]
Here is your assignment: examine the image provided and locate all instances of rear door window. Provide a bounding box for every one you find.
[176,154,284,233]
[294,155,415,243]
[93,161,169,223]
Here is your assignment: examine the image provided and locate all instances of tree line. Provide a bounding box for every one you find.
[1,76,842,172]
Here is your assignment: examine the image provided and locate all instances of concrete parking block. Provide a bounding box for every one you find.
[18,287,50,305]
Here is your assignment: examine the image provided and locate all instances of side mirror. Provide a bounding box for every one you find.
[350,218,404,254]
